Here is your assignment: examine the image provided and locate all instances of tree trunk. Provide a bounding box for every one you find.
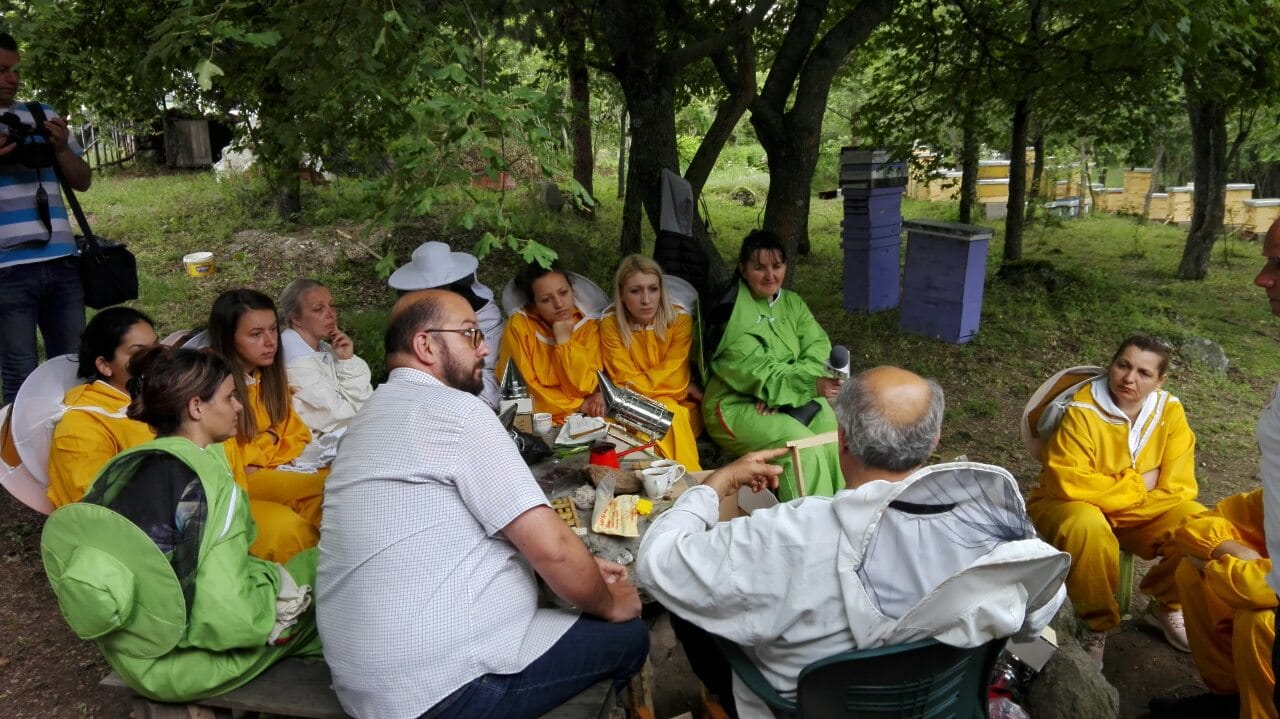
[1139,144,1164,225]
[616,109,627,200]
[1003,97,1031,262]
[1177,92,1228,280]
[757,129,821,258]
[1025,134,1045,223]
[958,102,978,224]
[617,65,679,256]
[751,0,899,260]
[566,32,593,200]
[1077,139,1092,214]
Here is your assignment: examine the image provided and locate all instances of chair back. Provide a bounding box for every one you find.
[1019,366,1103,462]
[797,637,1005,719]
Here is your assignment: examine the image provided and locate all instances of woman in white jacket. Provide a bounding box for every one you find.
[278,279,372,448]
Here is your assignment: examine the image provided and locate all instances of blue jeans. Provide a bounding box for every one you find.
[0,255,85,404]
[419,616,649,719]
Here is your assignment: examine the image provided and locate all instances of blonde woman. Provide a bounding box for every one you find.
[600,255,702,470]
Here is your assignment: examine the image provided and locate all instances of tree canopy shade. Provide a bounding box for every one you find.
[1145,0,1280,279]
[749,0,899,259]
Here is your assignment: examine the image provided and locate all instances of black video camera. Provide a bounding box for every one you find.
[0,112,55,168]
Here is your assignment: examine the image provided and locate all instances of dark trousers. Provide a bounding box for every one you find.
[0,255,84,404]
[419,616,648,719]
[1274,604,1280,712]
[669,613,739,719]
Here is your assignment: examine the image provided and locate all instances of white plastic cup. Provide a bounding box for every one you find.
[532,412,553,435]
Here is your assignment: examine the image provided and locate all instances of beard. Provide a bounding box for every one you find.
[440,346,485,396]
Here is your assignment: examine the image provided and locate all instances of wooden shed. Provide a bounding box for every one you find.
[164,119,213,168]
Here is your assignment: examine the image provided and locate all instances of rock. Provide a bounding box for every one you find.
[573,483,596,511]
[1026,643,1119,719]
[536,181,565,212]
[1180,338,1228,373]
[583,464,643,495]
[1026,601,1119,719]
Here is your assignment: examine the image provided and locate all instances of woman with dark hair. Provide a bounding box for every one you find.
[47,306,158,507]
[701,230,841,500]
[1028,334,1206,665]
[208,289,325,560]
[498,261,606,421]
[41,345,322,702]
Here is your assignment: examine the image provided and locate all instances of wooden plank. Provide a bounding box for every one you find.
[103,659,348,719]
[109,664,614,719]
[784,432,838,451]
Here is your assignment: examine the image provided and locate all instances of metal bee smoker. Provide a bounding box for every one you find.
[500,358,534,432]
[595,370,673,442]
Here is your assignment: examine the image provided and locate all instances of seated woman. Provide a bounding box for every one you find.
[209,289,326,559]
[1027,335,1205,665]
[47,307,158,508]
[498,262,605,421]
[701,230,841,499]
[277,279,372,445]
[600,255,702,470]
[1150,489,1273,719]
[42,345,322,702]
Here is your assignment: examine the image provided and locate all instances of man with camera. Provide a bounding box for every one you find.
[0,32,91,405]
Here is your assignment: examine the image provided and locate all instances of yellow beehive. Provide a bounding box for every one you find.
[1225,183,1255,225]
[906,152,937,200]
[1244,199,1280,236]
[978,160,1010,180]
[1167,186,1193,224]
[929,171,963,201]
[1145,193,1170,222]
[1121,169,1153,214]
[977,178,1009,202]
[1097,188,1124,213]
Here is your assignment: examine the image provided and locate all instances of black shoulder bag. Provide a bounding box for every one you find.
[27,103,138,309]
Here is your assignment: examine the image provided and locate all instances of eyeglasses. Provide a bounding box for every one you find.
[423,327,485,349]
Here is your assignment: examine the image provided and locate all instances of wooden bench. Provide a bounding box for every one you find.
[103,657,617,718]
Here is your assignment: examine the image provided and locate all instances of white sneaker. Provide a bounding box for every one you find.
[1145,607,1191,653]
[1081,630,1106,667]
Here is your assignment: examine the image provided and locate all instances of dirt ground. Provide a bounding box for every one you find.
[0,485,1219,719]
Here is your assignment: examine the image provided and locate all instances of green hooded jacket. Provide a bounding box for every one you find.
[41,436,321,702]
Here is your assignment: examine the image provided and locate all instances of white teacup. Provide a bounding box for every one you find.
[641,460,686,499]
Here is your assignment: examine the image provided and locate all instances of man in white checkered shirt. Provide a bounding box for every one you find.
[317,289,648,719]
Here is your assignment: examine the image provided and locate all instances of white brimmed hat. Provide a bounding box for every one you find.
[388,242,480,291]
[501,272,610,318]
[12,354,82,491]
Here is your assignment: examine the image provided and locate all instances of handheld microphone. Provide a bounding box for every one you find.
[825,345,851,381]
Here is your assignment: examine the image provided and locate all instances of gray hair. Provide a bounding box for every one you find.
[835,372,945,472]
[278,278,327,329]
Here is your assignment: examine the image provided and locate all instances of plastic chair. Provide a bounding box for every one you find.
[1020,366,1134,618]
[716,636,1006,719]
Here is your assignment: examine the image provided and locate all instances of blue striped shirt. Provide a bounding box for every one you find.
[0,101,84,269]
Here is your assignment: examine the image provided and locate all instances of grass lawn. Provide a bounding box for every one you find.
[71,165,1280,502]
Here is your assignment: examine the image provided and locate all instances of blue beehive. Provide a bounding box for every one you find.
[899,219,993,344]
[841,149,905,313]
